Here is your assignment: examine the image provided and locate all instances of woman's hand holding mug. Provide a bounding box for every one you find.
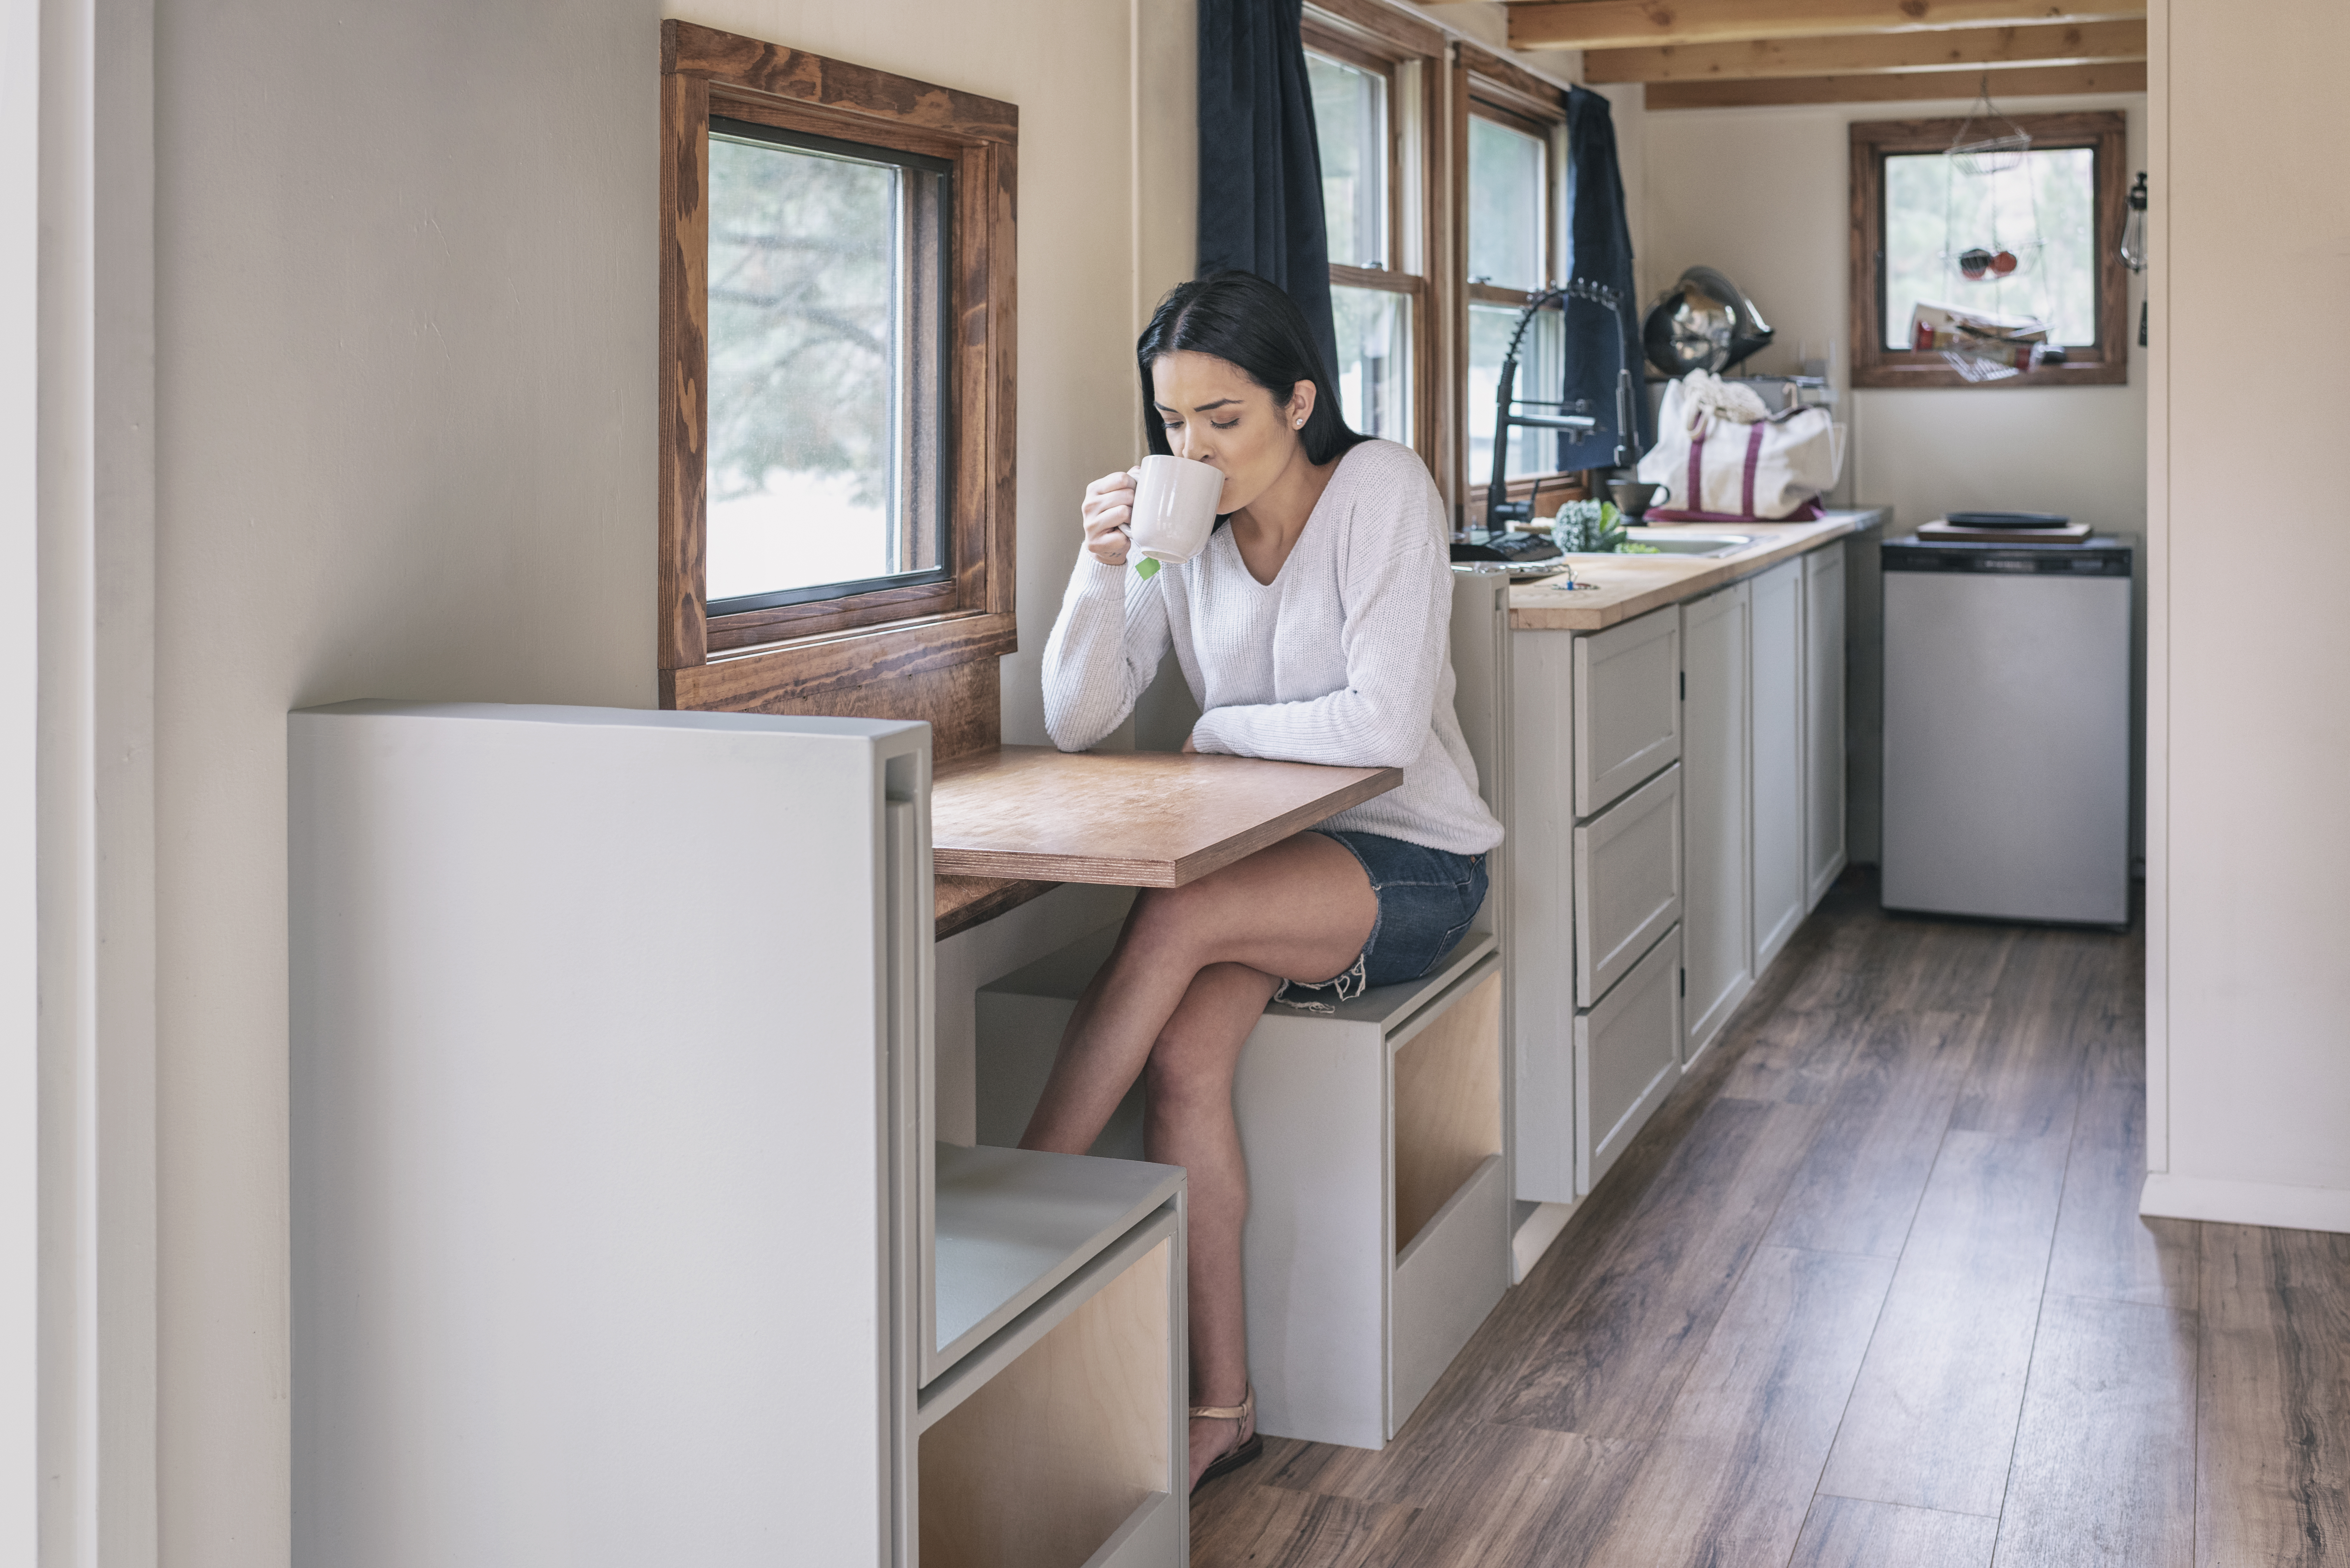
[1081,470,1139,567]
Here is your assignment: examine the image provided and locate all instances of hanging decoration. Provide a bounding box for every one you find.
[2122,170,2150,347]
[1923,77,2057,378]
[1940,78,2047,288]
[2120,171,2150,273]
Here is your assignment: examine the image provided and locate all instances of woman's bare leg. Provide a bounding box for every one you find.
[1019,833,1375,1150]
[1017,832,1376,1489]
[1144,960,1277,1489]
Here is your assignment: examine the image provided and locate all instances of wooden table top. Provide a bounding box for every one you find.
[1506,508,1889,632]
[930,746,1402,888]
[933,874,1059,940]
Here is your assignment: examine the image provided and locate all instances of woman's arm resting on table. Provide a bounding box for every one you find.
[1188,529,1448,769]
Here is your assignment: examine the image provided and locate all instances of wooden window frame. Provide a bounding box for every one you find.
[1455,42,1571,521]
[659,20,1018,720]
[1849,111,2128,390]
[1304,1,1446,480]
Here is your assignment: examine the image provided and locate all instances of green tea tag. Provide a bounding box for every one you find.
[1134,556,1160,580]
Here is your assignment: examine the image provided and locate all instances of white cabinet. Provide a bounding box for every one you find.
[1514,601,1689,1205]
[1803,545,1847,909]
[1679,583,1752,1066]
[1573,607,1681,815]
[1749,558,1807,973]
[1576,924,1683,1191]
[1510,532,1856,1215]
[1574,764,1682,1005]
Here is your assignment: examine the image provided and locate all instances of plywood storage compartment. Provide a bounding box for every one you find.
[1392,968,1504,1253]
[1572,604,1681,817]
[1238,942,1508,1449]
[920,1238,1177,1568]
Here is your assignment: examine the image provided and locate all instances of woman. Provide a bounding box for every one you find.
[1029,272,1503,1493]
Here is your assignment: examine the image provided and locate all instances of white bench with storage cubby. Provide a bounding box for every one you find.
[977,925,1507,1452]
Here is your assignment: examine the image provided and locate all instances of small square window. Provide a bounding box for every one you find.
[1880,147,2097,350]
[1850,112,2128,389]
[705,122,951,615]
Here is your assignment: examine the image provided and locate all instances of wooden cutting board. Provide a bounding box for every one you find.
[1918,517,2093,545]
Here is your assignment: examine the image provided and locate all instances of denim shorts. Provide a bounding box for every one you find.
[1274,830,1490,1008]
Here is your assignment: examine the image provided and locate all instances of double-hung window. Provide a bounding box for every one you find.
[1454,48,1568,515]
[1463,101,1563,488]
[1304,5,1437,462]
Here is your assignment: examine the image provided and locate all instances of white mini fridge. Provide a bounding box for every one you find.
[1880,537,2133,925]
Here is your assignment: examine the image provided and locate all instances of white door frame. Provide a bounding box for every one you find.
[12,0,160,1563]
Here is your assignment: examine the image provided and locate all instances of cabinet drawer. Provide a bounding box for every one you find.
[1575,924,1682,1194]
[1573,764,1682,1006]
[1573,607,1681,817]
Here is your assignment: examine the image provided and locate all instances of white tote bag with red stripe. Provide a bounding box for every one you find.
[1637,374,1844,521]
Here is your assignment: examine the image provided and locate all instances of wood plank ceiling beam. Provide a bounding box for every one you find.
[1506,0,2146,53]
[1585,20,2145,82]
[1644,58,2145,108]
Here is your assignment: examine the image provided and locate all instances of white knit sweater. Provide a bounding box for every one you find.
[1042,439,1504,856]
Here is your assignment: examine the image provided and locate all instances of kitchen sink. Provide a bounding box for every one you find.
[1617,529,1752,558]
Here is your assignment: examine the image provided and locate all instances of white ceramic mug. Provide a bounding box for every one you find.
[1124,454,1224,572]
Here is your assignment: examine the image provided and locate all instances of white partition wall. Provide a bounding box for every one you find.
[291,703,929,1568]
[292,701,1192,1568]
[2143,0,2350,1236]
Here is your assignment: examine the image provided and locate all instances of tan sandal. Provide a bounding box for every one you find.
[1189,1383,1263,1494]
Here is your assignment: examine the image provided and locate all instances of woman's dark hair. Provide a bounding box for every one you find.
[1135,271,1370,469]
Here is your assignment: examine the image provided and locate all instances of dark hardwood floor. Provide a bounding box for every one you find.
[1190,871,2350,1567]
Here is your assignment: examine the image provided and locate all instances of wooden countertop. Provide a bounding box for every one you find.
[1507,508,1890,632]
[931,745,1402,889]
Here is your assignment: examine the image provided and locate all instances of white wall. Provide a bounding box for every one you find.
[3,0,39,1558]
[149,1,1171,1560]
[1635,91,2149,861]
[2140,0,2350,1233]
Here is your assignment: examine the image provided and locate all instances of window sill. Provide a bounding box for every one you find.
[1852,355,2127,390]
[663,609,1017,712]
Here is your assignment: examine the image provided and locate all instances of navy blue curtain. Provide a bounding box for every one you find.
[1557,86,1651,470]
[1195,0,1341,384]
